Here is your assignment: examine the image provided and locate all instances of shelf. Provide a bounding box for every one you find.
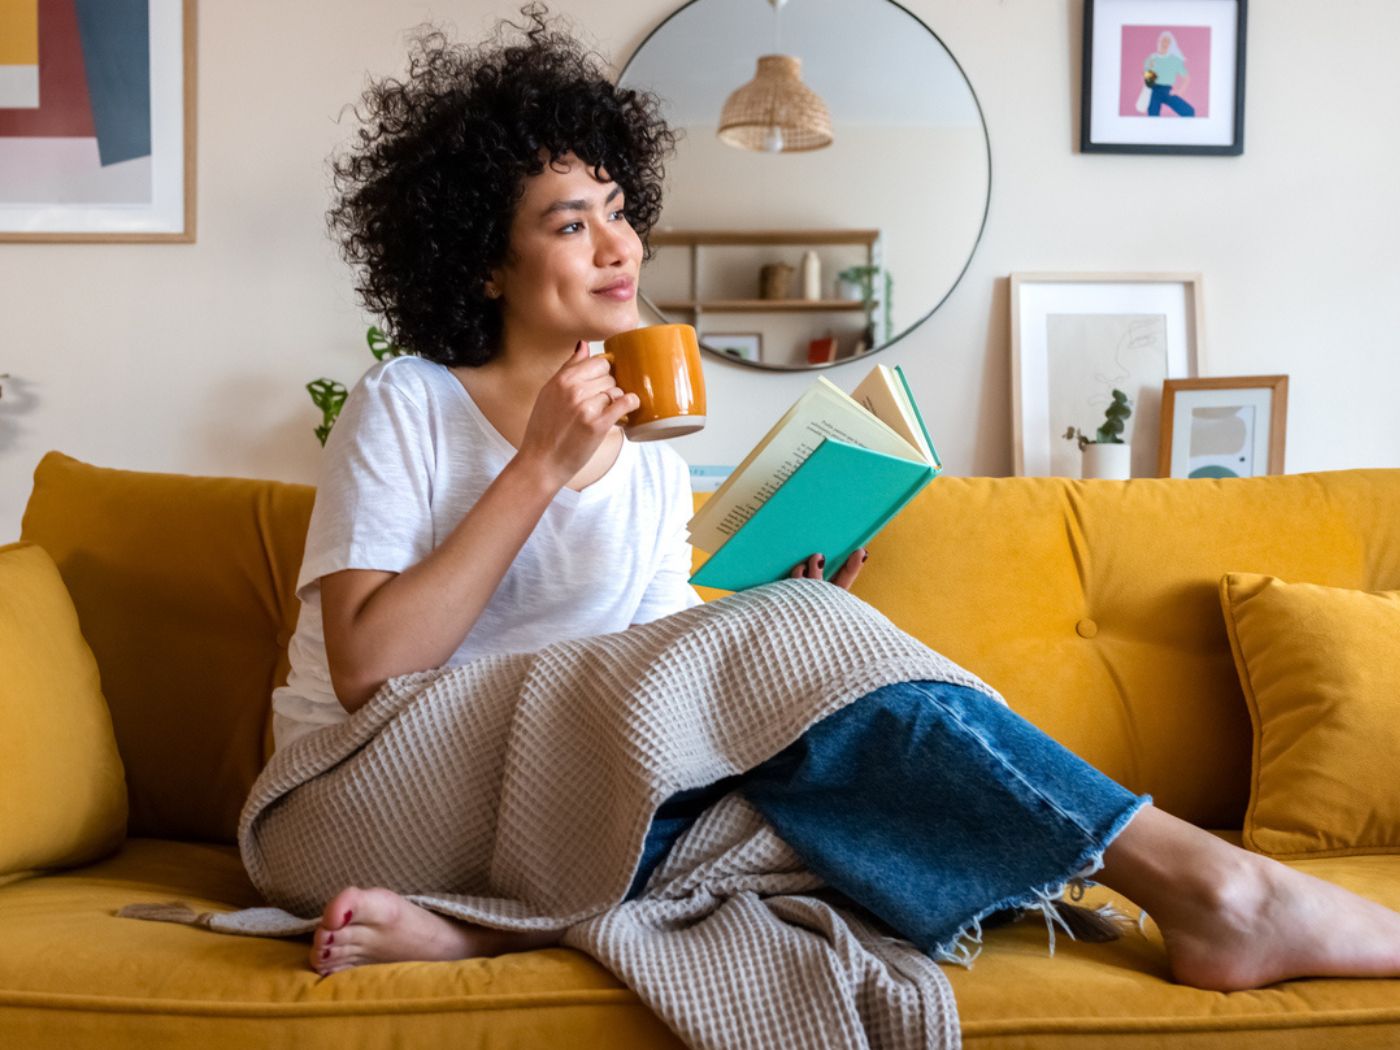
[651,228,881,248]
[653,298,874,313]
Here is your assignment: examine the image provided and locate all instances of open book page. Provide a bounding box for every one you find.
[850,365,937,467]
[686,374,922,553]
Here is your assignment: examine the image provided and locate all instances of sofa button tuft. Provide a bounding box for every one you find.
[1075,618,1099,639]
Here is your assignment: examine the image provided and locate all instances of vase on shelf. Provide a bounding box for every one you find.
[800,250,821,301]
[1080,443,1132,480]
[759,262,794,299]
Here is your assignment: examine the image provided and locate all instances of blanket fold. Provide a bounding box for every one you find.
[119,579,1033,1049]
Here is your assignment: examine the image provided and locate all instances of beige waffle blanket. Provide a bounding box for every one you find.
[122,579,1019,1049]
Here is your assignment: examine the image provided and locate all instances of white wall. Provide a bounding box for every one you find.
[3,0,1398,541]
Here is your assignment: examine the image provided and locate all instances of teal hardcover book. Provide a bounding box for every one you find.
[689,437,937,591]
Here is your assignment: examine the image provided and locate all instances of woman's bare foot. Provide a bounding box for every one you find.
[1097,804,1400,991]
[309,885,563,976]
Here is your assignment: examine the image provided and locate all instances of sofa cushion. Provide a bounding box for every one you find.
[1220,572,1400,859]
[19,451,314,844]
[3,836,1400,1048]
[829,471,1400,828]
[0,542,127,885]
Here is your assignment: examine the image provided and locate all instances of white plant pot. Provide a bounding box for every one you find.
[1081,442,1132,480]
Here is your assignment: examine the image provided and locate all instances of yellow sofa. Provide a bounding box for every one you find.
[5,449,1400,1049]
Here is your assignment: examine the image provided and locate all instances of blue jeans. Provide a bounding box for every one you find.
[626,680,1151,965]
[1148,83,1195,117]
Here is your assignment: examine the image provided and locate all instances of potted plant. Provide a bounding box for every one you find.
[307,326,409,446]
[1063,389,1133,479]
[835,264,893,345]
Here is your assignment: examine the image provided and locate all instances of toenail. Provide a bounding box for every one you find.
[321,947,330,959]
[327,933,334,944]
[343,910,353,924]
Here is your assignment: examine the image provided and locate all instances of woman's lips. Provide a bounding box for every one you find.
[593,280,635,301]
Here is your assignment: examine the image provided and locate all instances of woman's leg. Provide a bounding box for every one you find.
[737,680,1400,988]
[739,679,1152,965]
[1163,91,1196,117]
[1094,805,1400,990]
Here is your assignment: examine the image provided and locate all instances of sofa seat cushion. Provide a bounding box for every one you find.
[3,836,1400,1048]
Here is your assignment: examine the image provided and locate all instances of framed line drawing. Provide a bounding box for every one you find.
[0,0,197,242]
[1010,272,1204,477]
[1158,375,1287,477]
[700,331,762,363]
[1081,0,1247,156]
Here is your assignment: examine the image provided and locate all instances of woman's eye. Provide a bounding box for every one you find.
[560,210,627,235]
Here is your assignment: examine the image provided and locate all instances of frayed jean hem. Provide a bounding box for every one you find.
[926,790,1154,969]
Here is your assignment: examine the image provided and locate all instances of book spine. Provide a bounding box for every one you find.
[895,365,941,471]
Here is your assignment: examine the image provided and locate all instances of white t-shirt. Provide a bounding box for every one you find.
[270,353,702,753]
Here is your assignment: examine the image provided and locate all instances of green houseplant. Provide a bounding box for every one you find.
[307,326,411,446]
[1062,388,1134,479]
[835,264,893,347]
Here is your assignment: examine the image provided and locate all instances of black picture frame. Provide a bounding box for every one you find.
[1080,0,1247,156]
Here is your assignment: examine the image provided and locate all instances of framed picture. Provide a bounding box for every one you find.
[1010,272,1204,477]
[701,331,762,363]
[1158,375,1286,478]
[1081,0,1247,156]
[0,0,197,242]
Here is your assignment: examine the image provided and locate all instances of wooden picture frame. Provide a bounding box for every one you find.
[1010,272,1203,477]
[1081,0,1247,156]
[0,0,197,242]
[1158,375,1287,478]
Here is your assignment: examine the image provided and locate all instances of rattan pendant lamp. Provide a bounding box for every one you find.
[717,0,833,153]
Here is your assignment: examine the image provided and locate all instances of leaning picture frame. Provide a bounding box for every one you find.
[1010,272,1204,478]
[700,331,762,363]
[1080,0,1247,156]
[0,0,197,242]
[1158,375,1287,478]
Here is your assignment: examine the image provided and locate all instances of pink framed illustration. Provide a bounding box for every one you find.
[1081,0,1246,156]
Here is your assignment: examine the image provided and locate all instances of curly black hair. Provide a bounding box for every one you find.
[325,2,679,367]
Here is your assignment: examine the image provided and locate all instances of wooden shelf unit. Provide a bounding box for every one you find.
[647,228,883,322]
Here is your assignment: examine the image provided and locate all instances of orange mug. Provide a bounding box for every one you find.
[600,323,707,440]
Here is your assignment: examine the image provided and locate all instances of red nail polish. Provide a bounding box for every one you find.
[343,910,353,924]
[327,933,334,944]
[816,555,825,568]
[861,551,869,563]
[321,947,330,959]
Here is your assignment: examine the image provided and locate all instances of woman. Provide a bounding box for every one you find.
[1143,30,1196,117]
[275,3,1400,990]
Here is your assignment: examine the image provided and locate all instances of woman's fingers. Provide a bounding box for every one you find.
[829,548,868,590]
[789,552,822,579]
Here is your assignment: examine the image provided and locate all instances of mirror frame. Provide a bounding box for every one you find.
[616,0,994,372]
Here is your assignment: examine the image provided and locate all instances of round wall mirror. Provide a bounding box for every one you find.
[618,0,992,372]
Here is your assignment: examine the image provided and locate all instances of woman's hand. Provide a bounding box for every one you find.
[788,548,868,591]
[517,341,640,489]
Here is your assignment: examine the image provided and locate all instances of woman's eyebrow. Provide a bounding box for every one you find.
[538,184,623,221]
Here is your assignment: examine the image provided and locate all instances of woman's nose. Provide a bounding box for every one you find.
[594,217,636,262]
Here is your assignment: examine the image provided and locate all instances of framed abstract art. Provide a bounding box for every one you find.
[1010,272,1204,478]
[1158,375,1287,478]
[1081,0,1247,155]
[0,0,196,241]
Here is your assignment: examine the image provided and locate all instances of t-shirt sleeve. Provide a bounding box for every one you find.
[630,449,704,625]
[294,365,436,603]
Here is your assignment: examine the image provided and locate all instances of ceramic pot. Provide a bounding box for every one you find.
[1081,442,1132,480]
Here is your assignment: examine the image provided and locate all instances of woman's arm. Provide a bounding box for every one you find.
[325,343,638,713]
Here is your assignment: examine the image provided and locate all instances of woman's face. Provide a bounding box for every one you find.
[1158,34,1171,54]
[488,150,643,350]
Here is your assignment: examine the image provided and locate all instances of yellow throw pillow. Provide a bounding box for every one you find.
[1220,572,1400,859]
[0,542,127,883]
